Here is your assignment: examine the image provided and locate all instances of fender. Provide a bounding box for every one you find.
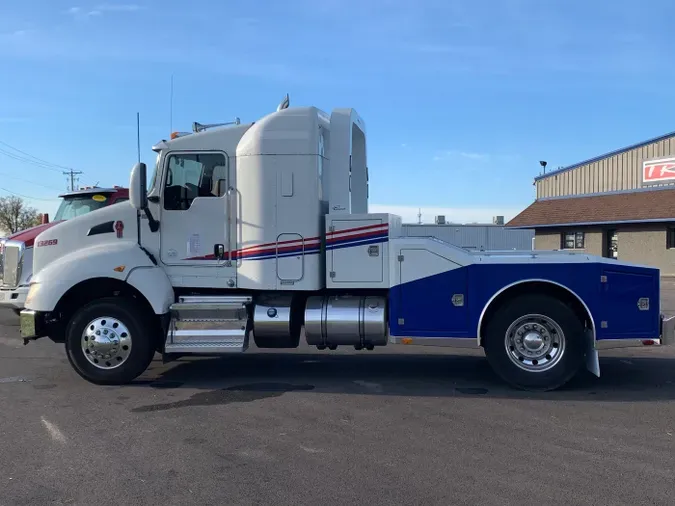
[28,242,156,312]
[476,278,600,377]
[476,278,597,343]
[125,266,174,314]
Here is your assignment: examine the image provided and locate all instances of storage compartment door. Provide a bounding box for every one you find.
[329,219,384,283]
[600,268,660,337]
[276,233,304,283]
[398,248,469,336]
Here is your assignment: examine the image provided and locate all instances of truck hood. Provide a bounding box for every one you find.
[32,201,139,276]
[5,221,64,247]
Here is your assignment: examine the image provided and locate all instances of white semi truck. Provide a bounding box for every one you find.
[19,98,675,390]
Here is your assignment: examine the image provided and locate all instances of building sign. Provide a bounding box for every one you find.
[643,157,675,185]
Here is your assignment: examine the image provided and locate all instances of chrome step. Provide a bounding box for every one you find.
[164,295,252,354]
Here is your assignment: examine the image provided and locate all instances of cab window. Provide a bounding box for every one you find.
[163,153,227,211]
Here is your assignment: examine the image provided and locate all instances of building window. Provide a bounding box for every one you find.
[667,227,675,249]
[562,231,585,250]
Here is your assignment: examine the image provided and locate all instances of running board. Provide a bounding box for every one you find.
[164,295,252,354]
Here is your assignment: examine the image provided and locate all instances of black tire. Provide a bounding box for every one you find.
[483,293,585,391]
[65,297,156,385]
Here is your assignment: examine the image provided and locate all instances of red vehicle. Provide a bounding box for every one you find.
[0,186,128,312]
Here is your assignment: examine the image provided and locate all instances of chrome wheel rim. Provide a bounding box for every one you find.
[504,314,565,372]
[81,317,132,370]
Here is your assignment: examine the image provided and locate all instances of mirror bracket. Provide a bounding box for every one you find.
[130,162,159,232]
[144,208,159,232]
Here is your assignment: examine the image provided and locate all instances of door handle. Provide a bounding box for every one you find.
[214,244,225,260]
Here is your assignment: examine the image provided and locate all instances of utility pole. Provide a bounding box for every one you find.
[63,169,83,191]
[418,208,422,225]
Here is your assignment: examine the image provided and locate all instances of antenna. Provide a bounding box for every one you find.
[137,112,141,164]
[277,93,290,111]
[169,74,174,134]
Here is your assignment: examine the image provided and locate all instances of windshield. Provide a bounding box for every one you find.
[54,194,109,221]
[147,152,160,193]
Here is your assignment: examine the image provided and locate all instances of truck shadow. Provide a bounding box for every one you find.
[123,351,675,407]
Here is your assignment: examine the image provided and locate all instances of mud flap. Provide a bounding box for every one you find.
[585,328,600,377]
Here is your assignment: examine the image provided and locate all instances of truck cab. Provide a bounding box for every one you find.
[0,186,128,312]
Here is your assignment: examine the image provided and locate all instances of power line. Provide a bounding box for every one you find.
[0,146,64,173]
[0,139,80,172]
[0,187,59,201]
[0,171,63,191]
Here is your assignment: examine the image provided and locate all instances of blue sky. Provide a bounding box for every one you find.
[1,0,674,223]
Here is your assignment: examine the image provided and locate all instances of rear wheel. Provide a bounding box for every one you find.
[483,293,585,391]
[65,297,156,385]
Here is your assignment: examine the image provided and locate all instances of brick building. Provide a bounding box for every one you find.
[507,132,675,274]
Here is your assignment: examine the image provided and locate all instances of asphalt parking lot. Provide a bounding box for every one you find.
[2,308,675,506]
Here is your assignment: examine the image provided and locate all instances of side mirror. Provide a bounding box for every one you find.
[129,162,148,210]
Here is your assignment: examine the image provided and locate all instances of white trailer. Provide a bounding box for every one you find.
[19,98,675,391]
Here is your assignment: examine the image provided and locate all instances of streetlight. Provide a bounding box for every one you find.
[539,160,547,174]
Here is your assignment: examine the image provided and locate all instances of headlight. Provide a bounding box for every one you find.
[25,283,40,306]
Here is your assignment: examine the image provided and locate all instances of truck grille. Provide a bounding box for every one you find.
[2,243,21,288]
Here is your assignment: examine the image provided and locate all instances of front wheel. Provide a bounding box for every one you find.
[483,293,586,391]
[65,297,156,385]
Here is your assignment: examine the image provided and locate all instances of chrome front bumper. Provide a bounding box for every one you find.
[20,309,37,339]
[661,314,675,346]
[19,309,51,345]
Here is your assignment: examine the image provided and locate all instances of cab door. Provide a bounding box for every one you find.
[159,151,236,288]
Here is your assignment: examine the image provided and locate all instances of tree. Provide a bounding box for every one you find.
[0,196,41,235]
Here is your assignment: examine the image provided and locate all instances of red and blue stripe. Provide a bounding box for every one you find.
[184,223,389,261]
[326,223,389,250]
